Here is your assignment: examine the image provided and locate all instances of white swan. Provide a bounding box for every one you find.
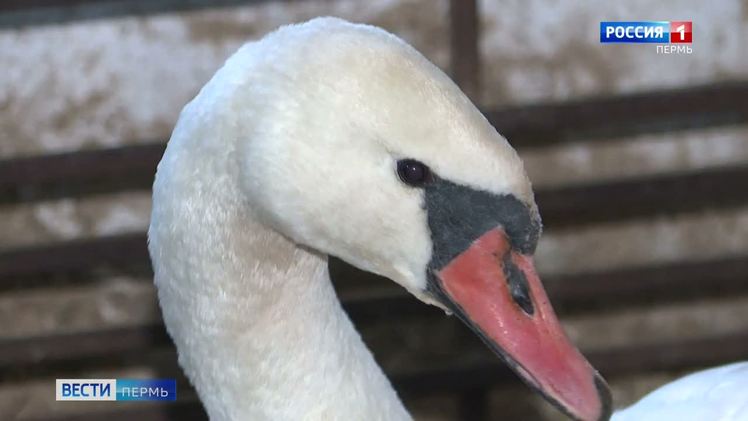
[612,362,748,421]
[148,17,612,421]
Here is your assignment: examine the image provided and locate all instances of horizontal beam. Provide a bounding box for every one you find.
[546,254,748,313]
[0,143,164,205]
[36,404,207,421]
[537,163,748,227]
[0,232,150,284]
[0,0,277,28]
[3,255,747,370]
[487,81,748,148]
[27,329,748,421]
[2,163,747,283]
[1,82,745,205]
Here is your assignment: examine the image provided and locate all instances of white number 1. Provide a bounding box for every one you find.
[676,24,686,40]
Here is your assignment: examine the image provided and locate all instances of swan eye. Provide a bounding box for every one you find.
[397,159,432,187]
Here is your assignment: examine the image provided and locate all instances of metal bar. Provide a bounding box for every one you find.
[25,329,748,421]
[449,0,480,100]
[3,255,747,370]
[1,83,745,205]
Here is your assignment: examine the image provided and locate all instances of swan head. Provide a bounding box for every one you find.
[201,17,611,421]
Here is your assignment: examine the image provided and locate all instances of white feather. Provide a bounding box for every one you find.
[613,362,748,421]
[148,17,532,421]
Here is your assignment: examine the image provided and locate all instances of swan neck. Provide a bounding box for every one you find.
[151,175,410,420]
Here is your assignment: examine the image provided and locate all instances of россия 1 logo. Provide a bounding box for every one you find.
[600,21,692,54]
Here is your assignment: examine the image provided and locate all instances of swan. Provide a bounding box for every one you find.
[613,362,748,421]
[147,17,612,421]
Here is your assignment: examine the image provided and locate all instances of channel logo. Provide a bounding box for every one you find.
[56,379,177,401]
[600,21,692,44]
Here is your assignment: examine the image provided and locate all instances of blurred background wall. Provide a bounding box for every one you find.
[1,0,747,420]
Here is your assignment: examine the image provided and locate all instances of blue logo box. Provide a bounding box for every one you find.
[600,21,670,43]
[57,378,177,401]
[116,379,177,401]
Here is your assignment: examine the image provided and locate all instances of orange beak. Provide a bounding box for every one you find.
[433,227,612,421]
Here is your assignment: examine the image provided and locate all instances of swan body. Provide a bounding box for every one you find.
[149,17,610,421]
[612,362,748,421]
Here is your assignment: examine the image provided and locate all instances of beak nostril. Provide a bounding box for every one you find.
[436,228,606,420]
[501,252,535,316]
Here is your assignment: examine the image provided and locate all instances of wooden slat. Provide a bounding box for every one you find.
[32,404,207,421]
[25,329,748,421]
[0,324,169,370]
[2,163,747,283]
[537,164,748,228]
[3,255,747,371]
[0,232,149,282]
[0,143,165,205]
[0,0,276,28]
[0,143,163,187]
[449,0,480,100]
[0,0,127,12]
[487,81,748,147]
[0,83,745,205]
[546,255,748,312]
